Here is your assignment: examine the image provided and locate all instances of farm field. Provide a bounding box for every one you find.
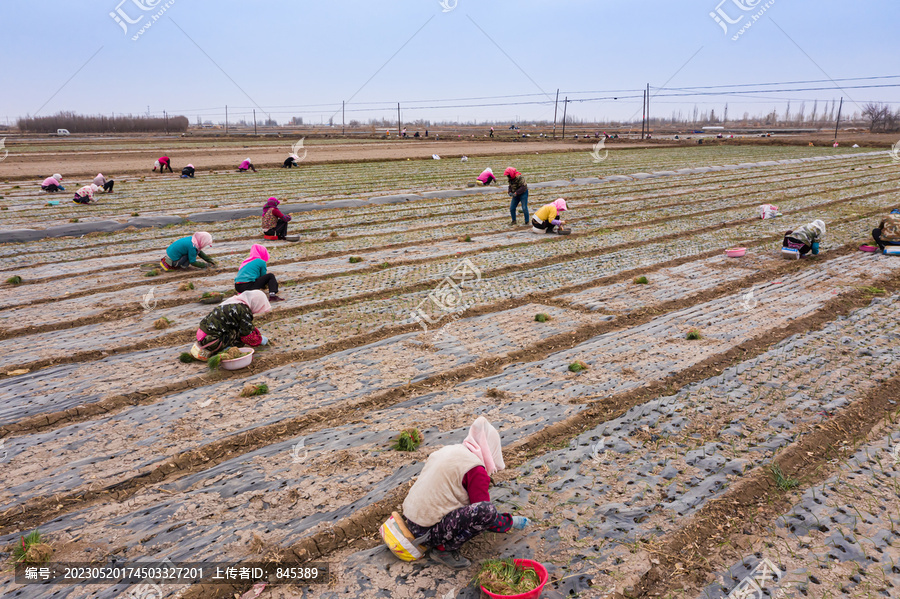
[2,144,900,599]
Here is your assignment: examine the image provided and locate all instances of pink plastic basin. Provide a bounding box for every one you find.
[480,559,549,599]
[859,245,877,253]
[725,247,747,258]
[221,347,254,370]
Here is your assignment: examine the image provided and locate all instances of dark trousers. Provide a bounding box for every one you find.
[873,229,900,250]
[283,158,298,168]
[103,181,114,192]
[405,502,511,552]
[264,219,289,240]
[42,184,61,192]
[783,236,811,256]
[235,273,278,295]
[509,191,529,224]
[181,168,194,178]
[160,163,173,173]
[531,217,555,233]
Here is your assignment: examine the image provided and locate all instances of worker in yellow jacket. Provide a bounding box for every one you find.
[531,198,570,235]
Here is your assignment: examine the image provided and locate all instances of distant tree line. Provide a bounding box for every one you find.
[861,103,900,132]
[17,112,189,134]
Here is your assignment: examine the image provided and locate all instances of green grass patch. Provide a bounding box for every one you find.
[179,352,196,363]
[145,269,159,277]
[634,275,649,284]
[349,256,363,263]
[686,329,702,340]
[392,428,424,452]
[568,360,588,373]
[861,286,886,295]
[13,530,52,565]
[534,313,550,323]
[770,464,800,491]
[6,275,22,285]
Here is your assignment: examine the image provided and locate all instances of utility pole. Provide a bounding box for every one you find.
[397,103,401,136]
[164,110,168,135]
[342,101,345,136]
[253,109,257,135]
[833,97,843,144]
[646,83,650,138]
[552,89,559,139]
[561,97,568,139]
[641,89,646,139]
[225,105,228,135]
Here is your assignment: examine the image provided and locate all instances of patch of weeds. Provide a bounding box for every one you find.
[392,428,424,452]
[569,360,588,373]
[153,317,172,330]
[861,286,886,295]
[349,256,363,263]
[240,383,269,397]
[476,558,541,596]
[378,262,391,269]
[6,275,22,285]
[686,329,702,340]
[534,313,550,323]
[145,269,159,277]
[13,530,52,565]
[770,464,800,491]
[179,352,196,363]
[634,275,649,284]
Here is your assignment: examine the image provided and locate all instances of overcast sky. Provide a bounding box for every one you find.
[2,0,897,126]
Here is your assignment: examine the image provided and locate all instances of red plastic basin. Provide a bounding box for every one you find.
[480,559,548,599]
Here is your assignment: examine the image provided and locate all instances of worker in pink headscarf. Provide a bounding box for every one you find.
[400,417,530,570]
[531,198,571,235]
[262,197,291,240]
[505,167,529,225]
[192,290,271,360]
[476,167,496,186]
[160,232,216,271]
[234,244,283,302]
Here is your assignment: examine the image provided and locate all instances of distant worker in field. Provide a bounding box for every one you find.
[531,198,570,235]
[160,232,216,271]
[93,173,114,193]
[489,127,494,138]
[282,153,301,168]
[399,416,529,570]
[476,167,496,186]
[192,290,271,361]
[234,244,283,302]
[181,164,195,178]
[41,174,64,192]
[238,158,257,173]
[262,197,292,240]
[505,167,529,225]
[153,156,173,173]
[72,183,101,204]
[783,219,825,257]
[872,209,900,250]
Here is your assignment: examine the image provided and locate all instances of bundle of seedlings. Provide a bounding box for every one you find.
[392,428,424,452]
[475,559,541,595]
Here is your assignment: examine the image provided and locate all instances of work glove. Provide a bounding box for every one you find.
[511,516,530,530]
[811,242,819,255]
[260,335,269,346]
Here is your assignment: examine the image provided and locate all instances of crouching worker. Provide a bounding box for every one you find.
[282,154,301,168]
[181,164,195,178]
[153,156,173,173]
[476,167,496,186]
[873,209,900,250]
[238,158,257,172]
[93,173,114,193]
[160,232,216,271]
[531,198,570,235]
[41,174,65,192]
[73,184,101,204]
[399,417,530,570]
[191,290,271,360]
[235,244,283,302]
[262,197,291,240]
[783,219,825,256]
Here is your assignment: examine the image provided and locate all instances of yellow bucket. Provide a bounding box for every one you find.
[380,512,426,562]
